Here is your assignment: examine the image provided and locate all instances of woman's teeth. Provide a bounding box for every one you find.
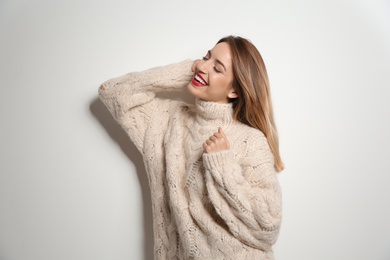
[195,74,207,86]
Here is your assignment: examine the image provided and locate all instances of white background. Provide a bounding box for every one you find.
[1,0,390,259]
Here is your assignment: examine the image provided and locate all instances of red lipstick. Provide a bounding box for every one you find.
[191,73,208,87]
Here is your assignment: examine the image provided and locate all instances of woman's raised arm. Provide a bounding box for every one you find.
[98,60,193,152]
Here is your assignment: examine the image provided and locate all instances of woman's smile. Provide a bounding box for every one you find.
[191,73,208,87]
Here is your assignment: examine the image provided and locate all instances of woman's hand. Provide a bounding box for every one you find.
[191,59,201,72]
[203,127,230,153]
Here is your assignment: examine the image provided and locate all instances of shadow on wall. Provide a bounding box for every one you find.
[90,98,154,260]
[90,85,195,260]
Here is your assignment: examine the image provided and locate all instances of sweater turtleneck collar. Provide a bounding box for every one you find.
[195,99,234,126]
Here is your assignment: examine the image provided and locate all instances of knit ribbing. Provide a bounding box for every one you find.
[99,60,281,260]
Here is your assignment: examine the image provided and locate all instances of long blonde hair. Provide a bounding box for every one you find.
[218,36,284,172]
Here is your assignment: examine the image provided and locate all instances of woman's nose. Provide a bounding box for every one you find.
[197,59,210,74]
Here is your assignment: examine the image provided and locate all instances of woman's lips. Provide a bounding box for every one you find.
[192,73,208,87]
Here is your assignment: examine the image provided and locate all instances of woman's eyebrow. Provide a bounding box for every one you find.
[208,50,227,72]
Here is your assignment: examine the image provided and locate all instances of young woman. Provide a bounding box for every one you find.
[99,35,284,260]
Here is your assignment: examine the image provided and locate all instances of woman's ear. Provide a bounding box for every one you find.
[227,89,238,99]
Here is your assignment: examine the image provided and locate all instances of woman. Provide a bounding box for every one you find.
[99,35,284,259]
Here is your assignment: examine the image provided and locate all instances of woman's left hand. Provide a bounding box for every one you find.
[203,127,230,153]
[191,59,201,72]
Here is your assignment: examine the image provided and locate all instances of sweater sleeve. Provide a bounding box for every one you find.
[98,60,194,152]
[202,132,282,251]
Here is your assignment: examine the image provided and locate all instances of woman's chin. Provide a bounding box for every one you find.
[187,83,201,98]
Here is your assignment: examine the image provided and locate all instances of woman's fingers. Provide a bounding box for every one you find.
[192,59,200,72]
[203,128,230,153]
[218,127,227,138]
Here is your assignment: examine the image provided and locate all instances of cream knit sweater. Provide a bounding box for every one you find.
[99,60,282,260]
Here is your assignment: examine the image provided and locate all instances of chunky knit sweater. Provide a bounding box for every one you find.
[99,60,282,260]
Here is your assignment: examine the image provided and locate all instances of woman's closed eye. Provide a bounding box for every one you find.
[202,52,222,73]
[213,66,221,73]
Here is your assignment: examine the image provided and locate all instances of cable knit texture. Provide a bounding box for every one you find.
[99,60,282,260]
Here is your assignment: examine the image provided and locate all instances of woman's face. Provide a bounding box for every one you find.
[188,42,237,103]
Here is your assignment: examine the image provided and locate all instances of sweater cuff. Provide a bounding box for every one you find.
[202,150,233,169]
[202,150,234,181]
[143,59,194,91]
